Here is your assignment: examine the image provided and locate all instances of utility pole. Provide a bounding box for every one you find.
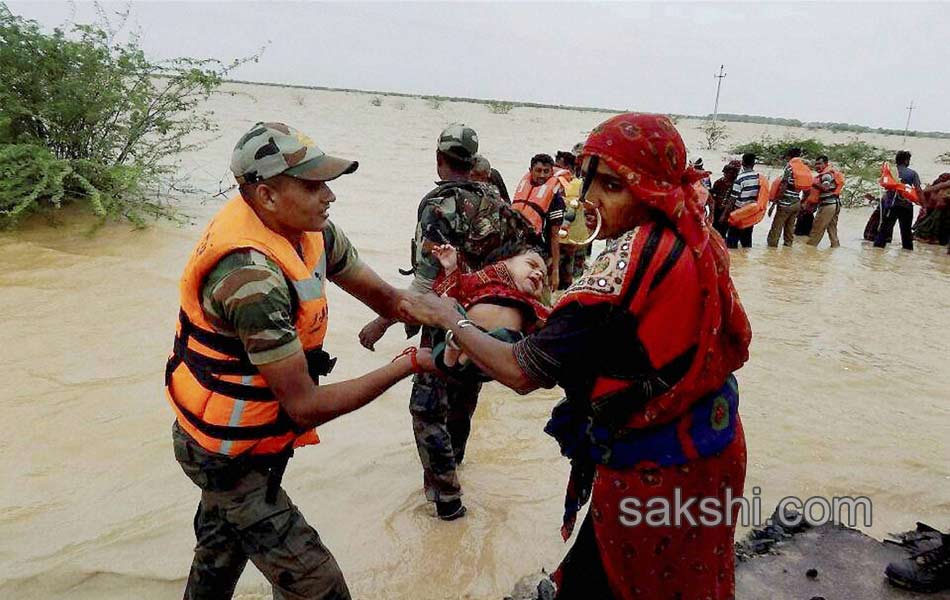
[902,100,915,145]
[712,64,727,123]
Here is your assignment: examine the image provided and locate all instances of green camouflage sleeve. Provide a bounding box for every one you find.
[411,195,456,293]
[201,250,301,365]
[323,219,360,281]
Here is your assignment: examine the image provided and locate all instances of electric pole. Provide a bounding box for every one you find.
[902,100,915,145]
[712,65,727,123]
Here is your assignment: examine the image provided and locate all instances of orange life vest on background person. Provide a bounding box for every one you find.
[553,167,573,190]
[769,178,782,201]
[165,196,333,457]
[807,167,845,206]
[728,174,771,229]
[879,162,921,204]
[512,172,564,235]
[789,157,814,191]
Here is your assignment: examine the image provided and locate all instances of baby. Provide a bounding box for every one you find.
[359,246,550,381]
[429,244,550,373]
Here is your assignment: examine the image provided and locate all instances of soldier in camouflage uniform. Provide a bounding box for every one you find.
[359,124,533,520]
[169,122,434,599]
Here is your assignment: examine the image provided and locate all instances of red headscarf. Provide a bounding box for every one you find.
[582,113,752,422]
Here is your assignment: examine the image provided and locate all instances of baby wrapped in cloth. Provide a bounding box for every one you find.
[429,244,551,381]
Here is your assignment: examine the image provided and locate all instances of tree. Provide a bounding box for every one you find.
[699,120,728,150]
[0,5,254,228]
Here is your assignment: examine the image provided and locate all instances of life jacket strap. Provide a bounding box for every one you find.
[166,312,337,402]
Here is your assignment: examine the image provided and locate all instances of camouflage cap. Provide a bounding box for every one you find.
[437,123,479,163]
[231,122,358,185]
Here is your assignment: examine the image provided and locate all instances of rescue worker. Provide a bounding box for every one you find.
[471,154,492,183]
[767,147,807,247]
[554,150,587,290]
[472,154,511,202]
[511,153,567,289]
[723,153,762,248]
[808,155,844,247]
[358,124,531,520]
[875,150,922,250]
[711,160,741,238]
[165,121,433,600]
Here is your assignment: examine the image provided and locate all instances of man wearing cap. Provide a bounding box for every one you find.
[166,121,432,599]
[358,124,530,520]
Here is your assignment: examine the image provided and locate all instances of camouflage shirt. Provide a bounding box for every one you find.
[200,220,358,365]
[410,179,533,294]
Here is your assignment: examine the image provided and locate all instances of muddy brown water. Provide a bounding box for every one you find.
[1,84,948,599]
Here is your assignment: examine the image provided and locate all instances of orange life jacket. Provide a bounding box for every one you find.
[807,166,845,206]
[165,196,332,457]
[788,157,814,191]
[512,171,565,235]
[728,174,771,229]
[879,162,921,204]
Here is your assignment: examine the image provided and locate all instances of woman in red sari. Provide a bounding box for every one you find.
[400,113,752,599]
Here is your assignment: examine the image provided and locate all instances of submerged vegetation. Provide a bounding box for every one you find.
[713,113,950,140]
[0,5,249,228]
[699,120,729,150]
[730,137,891,207]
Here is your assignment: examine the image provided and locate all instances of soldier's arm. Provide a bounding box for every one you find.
[323,220,406,319]
[334,260,409,320]
[257,349,430,429]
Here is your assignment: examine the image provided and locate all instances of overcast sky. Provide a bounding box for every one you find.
[8,1,950,132]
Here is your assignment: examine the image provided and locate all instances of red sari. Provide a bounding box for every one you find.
[514,114,752,600]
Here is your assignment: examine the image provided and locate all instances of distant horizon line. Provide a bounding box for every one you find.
[219,77,950,140]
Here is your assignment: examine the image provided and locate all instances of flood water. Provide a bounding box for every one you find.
[1,84,948,599]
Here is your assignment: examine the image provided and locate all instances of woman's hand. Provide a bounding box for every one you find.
[398,293,459,328]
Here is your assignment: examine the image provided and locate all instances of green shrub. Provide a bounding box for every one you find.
[730,136,891,207]
[0,5,248,228]
[937,151,950,165]
[698,120,728,150]
[370,96,383,107]
[487,100,514,115]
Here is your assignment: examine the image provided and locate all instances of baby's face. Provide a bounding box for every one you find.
[504,251,546,298]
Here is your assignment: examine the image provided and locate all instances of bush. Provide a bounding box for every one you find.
[370,96,382,107]
[938,151,950,165]
[426,98,442,110]
[730,136,891,207]
[487,100,514,115]
[699,120,729,150]
[0,6,249,228]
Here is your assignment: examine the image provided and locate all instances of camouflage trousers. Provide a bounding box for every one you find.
[409,372,481,503]
[173,424,351,600]
[557,244,591,290]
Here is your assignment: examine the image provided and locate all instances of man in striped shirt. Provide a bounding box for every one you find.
[723,153,761,248]
[767,147,804,247]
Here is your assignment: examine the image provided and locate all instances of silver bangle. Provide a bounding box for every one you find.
[444,330,460,350]
[456,318,475,329]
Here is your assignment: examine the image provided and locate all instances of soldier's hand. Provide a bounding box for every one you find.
[359,316,393,351]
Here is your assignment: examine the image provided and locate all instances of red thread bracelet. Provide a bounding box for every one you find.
[392,346,421,374]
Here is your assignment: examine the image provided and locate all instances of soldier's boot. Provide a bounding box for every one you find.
[886,533,950,593]
[436,498,467,521]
